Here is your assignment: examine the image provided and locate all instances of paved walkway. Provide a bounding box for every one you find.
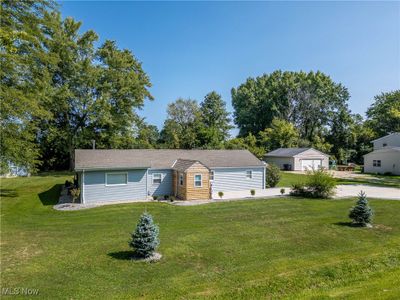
[173,185,400,206]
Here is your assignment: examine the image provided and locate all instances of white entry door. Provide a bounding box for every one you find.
[301,159,322,171]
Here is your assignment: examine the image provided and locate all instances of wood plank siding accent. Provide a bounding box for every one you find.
[173,161,211,200]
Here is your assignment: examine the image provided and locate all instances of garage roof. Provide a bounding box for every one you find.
[75,149,265,171]
[265,147,328,158]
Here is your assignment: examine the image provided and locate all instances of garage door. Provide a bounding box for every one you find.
[301,159,322,171]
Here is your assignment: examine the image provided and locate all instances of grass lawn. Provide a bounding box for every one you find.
[1,174,400,299]
[278,171,400,188]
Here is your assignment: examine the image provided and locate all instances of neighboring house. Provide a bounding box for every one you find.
[0,162,29,177]
[264,148,329,171]
[74,149,266,204]
[363,133,400,175]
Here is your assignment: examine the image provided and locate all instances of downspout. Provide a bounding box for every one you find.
[263,165,266,189]
[82,170,85,204]
[146,169,149,199]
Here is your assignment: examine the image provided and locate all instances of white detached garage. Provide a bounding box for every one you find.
[264,148,330,171]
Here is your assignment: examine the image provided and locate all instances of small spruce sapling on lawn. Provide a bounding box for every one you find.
[349,191,373,227]
[250,189,255,196]
[218,191,224,199]
[130,212,160,258]
[280,188,285,195]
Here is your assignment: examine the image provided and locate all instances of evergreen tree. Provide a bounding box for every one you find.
[349,191,373,227]
[198,91,232,147]
[130,212,160,258]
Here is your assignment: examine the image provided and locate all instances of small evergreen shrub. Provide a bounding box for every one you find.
[70,188,80,203]
[349,191,373,227]
[250,189,255,196]
[130,212,160,258]
[280,188,285,195]
[163,195,169,200]
[266,164,281,187]
[218,191,224,199]
[169,195,176,202]
[152,195,158,201]
[290,169,336,198]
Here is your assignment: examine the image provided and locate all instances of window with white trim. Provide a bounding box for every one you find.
[246,170,252,179]
[106,173,127,186]
[152,173,162,184]
[194,174,202,187]
[373,160,381,167]
[179,173,184,186]
[210,170,214,181]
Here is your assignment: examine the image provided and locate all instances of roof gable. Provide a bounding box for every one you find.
[371,132,400,143]
[265,147,328,157]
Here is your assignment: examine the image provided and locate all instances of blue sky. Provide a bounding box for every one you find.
[60,1,400,135]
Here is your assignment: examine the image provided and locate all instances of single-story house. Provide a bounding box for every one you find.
[363,133,400,175]
[264,148,329,171]
[75,149,266,204]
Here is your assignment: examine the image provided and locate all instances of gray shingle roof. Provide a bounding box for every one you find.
[172,159,208,172]
[265,147,328,157]
[75,149,264,171]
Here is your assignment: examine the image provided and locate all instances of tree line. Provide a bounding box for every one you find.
[1,0,399,173]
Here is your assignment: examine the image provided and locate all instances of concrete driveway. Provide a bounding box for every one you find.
[207,184,400,202]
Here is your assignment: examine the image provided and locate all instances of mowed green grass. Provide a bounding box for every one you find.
[278,171,400,188]
[1,174,400,299]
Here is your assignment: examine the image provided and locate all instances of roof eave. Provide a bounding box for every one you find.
[75,166,151,172]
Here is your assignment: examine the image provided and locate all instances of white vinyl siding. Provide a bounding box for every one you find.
[147,169,173,196]
[211,167,264,192]
[84,170,147,203]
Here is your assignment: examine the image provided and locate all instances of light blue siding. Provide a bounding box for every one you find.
[83,169,147,204]
[147,169,173,196]
[211,167,264,193]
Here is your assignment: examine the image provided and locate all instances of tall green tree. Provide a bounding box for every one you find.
[366,90,400,136]
[231,70,350,152]
[198,91,232,148]
[38,15,153,169]
[0,0,56,173]
[259,118,300,152]
[224,133,265,159]
[160,98,201,149]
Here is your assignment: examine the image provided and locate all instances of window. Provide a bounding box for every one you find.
[152,173,162,184]
[194,174,202,187]
[106,173,127,186]
[373,160,381,167]
[179,174,184,186]
[210,171,214,181]
[246,170,252,179]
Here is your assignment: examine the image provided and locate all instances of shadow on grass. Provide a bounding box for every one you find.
[0,188,18,198]
[333,221,363,228]
[108,250,136,261]
[36,171,74,177]
[38,184,62,206]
